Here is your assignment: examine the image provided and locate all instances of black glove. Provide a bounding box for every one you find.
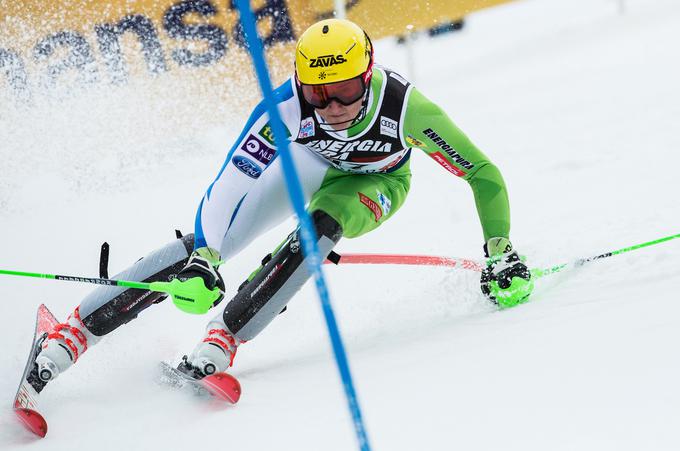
[176,253,226,308]
[480,238,533,308]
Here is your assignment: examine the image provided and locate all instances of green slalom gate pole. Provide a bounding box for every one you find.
[531,232,680,279]
[0,269,219,314]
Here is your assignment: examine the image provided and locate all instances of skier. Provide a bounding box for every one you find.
[30,19,533,388]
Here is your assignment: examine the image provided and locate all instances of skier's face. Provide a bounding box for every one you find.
[314,97,364,130]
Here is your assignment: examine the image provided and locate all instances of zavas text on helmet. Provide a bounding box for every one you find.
[309,54,347,68]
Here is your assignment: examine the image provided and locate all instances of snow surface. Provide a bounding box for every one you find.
[1,0,680,449]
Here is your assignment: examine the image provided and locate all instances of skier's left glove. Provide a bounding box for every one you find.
[171,248,225,314]
[480,237,534,308]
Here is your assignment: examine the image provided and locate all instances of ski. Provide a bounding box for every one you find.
[13,304,60,438]
[159,361,241,404]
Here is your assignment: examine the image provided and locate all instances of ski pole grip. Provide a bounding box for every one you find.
[149,279,218,315]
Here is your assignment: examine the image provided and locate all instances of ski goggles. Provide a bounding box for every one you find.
[300,76,367,109]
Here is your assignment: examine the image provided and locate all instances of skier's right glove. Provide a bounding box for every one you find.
[171,248,225,314]
[480,237,534,309]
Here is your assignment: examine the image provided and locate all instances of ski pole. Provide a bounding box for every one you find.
[531,232,680,279]
[0,269,152,289]
[0,269,218,314]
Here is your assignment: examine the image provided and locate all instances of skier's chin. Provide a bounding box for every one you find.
[315,99,364,130]
[324,115,354,130]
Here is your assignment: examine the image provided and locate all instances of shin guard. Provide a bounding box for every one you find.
[78,234,194,336]
[223,210,342,342]
[36,234,195,380]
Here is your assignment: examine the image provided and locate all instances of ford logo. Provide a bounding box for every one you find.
[232,156,262,179]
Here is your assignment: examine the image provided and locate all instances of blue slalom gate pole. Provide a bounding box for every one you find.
[233,2,372,450]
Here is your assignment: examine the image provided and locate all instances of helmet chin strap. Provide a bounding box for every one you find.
[317,89,370,132]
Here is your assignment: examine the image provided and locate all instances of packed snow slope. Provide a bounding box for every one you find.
[2,0,679,449]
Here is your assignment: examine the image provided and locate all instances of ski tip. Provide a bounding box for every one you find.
[37,304,60,333]
[201,373,242,404]
[14,407,48,438]
[37,303,51,317]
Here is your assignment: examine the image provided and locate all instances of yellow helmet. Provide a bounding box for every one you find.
[295,19,374,86]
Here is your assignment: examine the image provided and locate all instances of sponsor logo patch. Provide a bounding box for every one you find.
[309,54,347,68]
[405,134,425,148]
[298,117,315,139]
[358,192,382,222]
[306,139,393,161]
[389,72,408,85]
[241,134,275,165]
[122,290,153,312]
[430,152,466,177]
[422,128,475,170]
[376,190,392,216]
[258,122,290,145]
[289,233,300,253]
[380,116,398,139]
[232,155,262,179]
[377,153,406,172]
[251,263,283,299]
[258,123,276,145]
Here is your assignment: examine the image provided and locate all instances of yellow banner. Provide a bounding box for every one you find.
[0,0,511,95]
[288,0,512,38]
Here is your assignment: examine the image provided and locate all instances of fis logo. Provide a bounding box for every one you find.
[309,54,347,68]
[298,117,315,139]
[376,190,391,216]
